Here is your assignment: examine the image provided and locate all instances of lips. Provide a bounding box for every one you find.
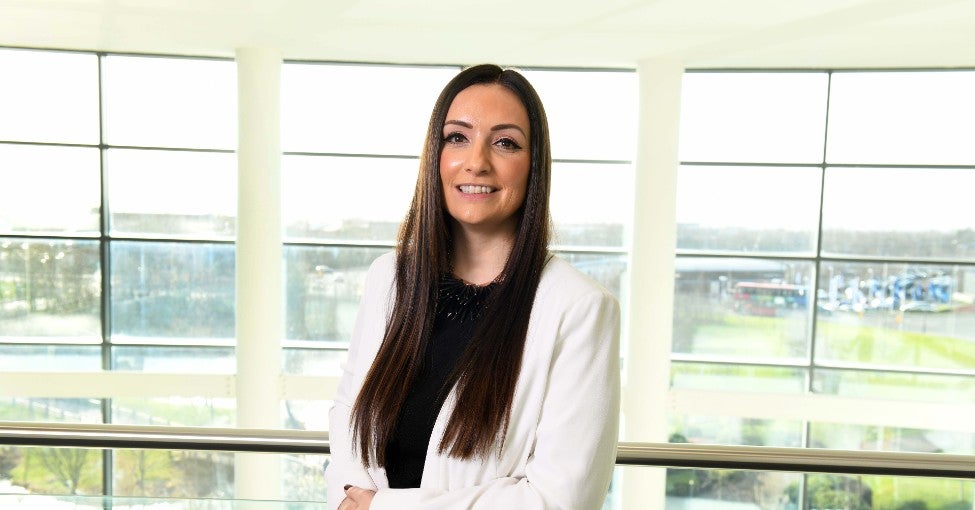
[458,185,496,194]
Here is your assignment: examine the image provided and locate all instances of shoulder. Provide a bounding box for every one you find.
[360,251,397,306]
[364,251,396,286]
[534,255,619,314]
[538,255,615,300]
[368,251,396,275]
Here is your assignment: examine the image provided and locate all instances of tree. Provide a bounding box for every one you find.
[0,446,21,479]
[804,474,872,510]
[35,448,99,494]
[116,449,174,496]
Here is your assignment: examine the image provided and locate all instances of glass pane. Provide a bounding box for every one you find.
[0,48,99,144]
[810,422,975,455]
[0,398,102,423]
[107,148,237,239]
[521,69,637,161]
[821,167,975,260]
[676,165,821,255]
[3,488,337,508]
[814,368,975,404]
[665,467,803,509]
[282,155,415,243]
[815,262,975,372]
[281,453,329,503]
[807,473,972,510]
[0,345,101,371]
[3,446,103,495]
[112,397,235,427]
[836,475,975,510]
[112,449,235,499]
[551,162,632,249]
[281,63,458,154]
[612,465,969,510]
[0,238,100,342]
[679,72,829,164]
[102,55,236,149]
[673,257,813,361]
[668,414,803,447]
[281,400,331,431]
[671,362,804,394]
[284,245,387,343]
[827,71,975,165]
[557,252,628,300]
[111,241,235,342]
[0,144,100,235]
[112,346,234,373]
[7,450,327,503]
[283,348,344,376]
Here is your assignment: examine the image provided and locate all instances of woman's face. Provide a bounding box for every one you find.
[439,83,531,238]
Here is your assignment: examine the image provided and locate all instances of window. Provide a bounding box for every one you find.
[671,69,975,508]
[278,63,459,403]
[0,49,240,500]
[7,47,970,509]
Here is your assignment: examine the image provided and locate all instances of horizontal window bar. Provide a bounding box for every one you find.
[2,422,973,479]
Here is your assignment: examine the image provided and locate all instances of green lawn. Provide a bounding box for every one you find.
[817,321,975,370]
[862,474,973,510]
[686,312,975,371]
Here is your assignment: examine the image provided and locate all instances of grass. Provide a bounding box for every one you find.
[817,321,975,370]
[685,312,975,371]
[862,475,973,510]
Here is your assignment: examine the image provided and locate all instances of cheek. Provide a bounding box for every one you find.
[439,151,462,175]
[512,161,531,197]
[438,154,452,187]
[503,166,530,210]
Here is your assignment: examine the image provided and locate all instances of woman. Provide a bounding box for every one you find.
[326,64,620,510]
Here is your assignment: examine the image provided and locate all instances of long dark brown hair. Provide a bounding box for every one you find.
[350,64,552,465]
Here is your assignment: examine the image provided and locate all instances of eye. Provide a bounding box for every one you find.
[443,132,467,144]
[495,137,522,150]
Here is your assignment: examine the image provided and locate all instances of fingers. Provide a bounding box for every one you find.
[337,497,357,510]
[344,486,376,508]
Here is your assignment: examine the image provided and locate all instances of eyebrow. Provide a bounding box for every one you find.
[444,120,528,137]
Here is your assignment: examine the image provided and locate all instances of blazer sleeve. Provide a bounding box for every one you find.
[369,288,622,510]
[325,258,389,510]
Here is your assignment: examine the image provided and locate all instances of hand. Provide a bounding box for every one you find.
[344,485,376,510]
[337,496,358,510]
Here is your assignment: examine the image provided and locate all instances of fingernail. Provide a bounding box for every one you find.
[344,484,352,491]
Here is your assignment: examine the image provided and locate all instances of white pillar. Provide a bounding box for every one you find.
[234,46,283,501]
[622,59,683,510]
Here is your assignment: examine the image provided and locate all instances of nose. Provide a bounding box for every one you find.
[464,139,491,175]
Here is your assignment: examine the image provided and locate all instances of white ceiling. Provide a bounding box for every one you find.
[1,0,974,69]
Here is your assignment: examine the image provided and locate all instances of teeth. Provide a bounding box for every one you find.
[459,185,495,194]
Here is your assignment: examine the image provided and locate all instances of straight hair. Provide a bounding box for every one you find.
[350,64,552,464]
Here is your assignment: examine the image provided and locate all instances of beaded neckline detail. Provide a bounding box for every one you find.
[439,274,497,323]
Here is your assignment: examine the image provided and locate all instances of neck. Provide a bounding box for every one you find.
[449,225,515,286]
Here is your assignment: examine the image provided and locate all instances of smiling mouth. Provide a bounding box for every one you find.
[458,185,497,194]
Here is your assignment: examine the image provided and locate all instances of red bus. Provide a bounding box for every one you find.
[733,282,807,316]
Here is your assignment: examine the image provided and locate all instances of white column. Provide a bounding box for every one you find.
[234,46,283,501]
[621,59,683,510]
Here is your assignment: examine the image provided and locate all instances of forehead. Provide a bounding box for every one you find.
[445,83,529,128]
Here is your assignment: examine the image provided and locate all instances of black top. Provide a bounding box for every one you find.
[384,274,495,489]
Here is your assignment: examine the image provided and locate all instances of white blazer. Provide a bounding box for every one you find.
[326,252,621,509]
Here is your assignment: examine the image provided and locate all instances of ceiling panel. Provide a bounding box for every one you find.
[0,0,972,68]
[340,0,639,25]
[593,0,876,31]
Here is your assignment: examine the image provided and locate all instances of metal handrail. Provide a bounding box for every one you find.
[2,421,974,479]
